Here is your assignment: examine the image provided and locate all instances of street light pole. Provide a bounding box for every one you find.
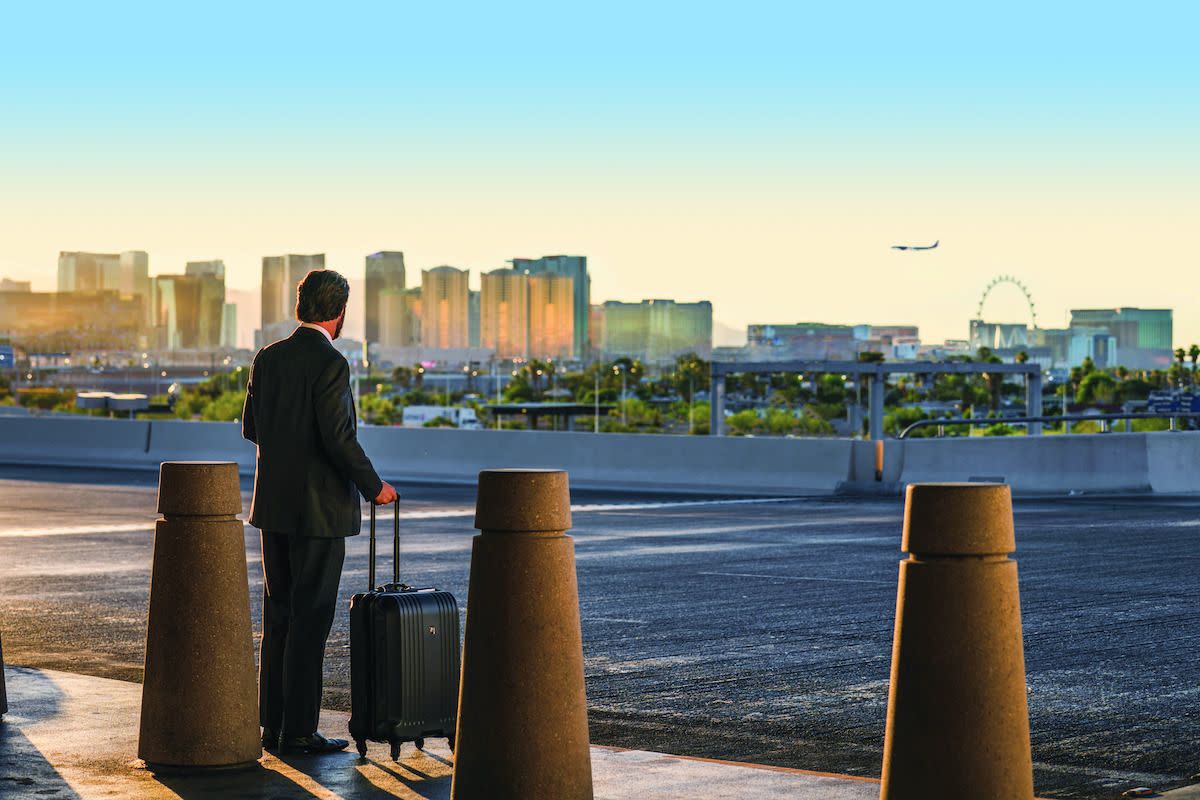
[622,369,627,426]
[689,375,695,435]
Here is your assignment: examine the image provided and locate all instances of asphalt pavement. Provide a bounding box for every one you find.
[1,464,1199,799]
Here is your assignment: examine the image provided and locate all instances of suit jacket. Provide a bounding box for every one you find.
[242,326,382,537]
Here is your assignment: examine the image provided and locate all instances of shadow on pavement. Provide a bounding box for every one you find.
[0,666,84,799]
[150,751,452,800]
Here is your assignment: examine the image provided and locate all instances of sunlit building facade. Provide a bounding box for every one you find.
[221,303,238,349]
[151,272,226,351]
[480,268,528,359]
[261,253,325,345]
[420,266,470,349]
[0,290,144,351]
[186,259,226,279]
[365,251,406,344]
[1069,308,1173,369]
[602,299,713,365]
[528,273,574,360]
[379,287,422,348]
[510,255,589,358]
[57,250,150,322]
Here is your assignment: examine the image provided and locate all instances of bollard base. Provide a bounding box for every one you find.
[140,759,261,776]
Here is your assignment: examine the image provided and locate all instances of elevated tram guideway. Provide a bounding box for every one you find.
[709,360,1043,440]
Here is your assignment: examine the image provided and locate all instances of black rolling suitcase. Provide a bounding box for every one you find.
[349,499,461,760]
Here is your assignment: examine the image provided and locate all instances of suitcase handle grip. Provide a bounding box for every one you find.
[368,498,401,590]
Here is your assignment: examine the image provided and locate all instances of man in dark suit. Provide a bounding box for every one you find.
[242,269,397,755]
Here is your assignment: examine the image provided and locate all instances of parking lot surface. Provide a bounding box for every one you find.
[1,464,1198,798]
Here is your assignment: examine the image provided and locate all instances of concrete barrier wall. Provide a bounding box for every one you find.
[0,416,155,469]
[1145,432,1200,494]
[0,416,853,495]
[3,416,1198,495]
[147,419,256,471]
[897,433,1187,494]
[357,426,854,494]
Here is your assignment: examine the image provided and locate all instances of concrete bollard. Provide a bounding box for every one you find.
[138,461,260,771]
[880,483,1033,800]
[451,469,592,800]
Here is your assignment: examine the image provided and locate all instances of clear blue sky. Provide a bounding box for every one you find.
[2,2,1197,345]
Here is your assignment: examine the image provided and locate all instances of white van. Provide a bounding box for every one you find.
[401,405,482,430]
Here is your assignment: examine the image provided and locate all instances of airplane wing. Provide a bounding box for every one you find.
[891,245,909,250]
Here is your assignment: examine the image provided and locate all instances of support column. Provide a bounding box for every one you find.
[138,461,260,772]
[880,483,1033,799]
[1026,371,1043,436]
[710,370,725,436]
[870,370,886,441]
[452,470,592,800]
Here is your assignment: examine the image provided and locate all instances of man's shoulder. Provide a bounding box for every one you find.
[256,330,337,367]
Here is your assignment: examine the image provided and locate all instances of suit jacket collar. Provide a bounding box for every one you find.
[291,325,336,349]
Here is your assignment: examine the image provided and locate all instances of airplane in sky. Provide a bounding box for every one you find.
[891,240,939,251]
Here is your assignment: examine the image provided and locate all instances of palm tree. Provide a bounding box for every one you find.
[1189,344,1199,385]
[1175,348,1188,388]
[1015,350,1029,364]
[391,365,414,389]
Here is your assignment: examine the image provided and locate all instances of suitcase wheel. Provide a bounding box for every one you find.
[355,739,367,758]
[414,737,425,752]
[390,740,402,761]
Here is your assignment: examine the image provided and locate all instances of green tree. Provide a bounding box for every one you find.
[977,347,1004,412]
[671,353,709,401]
[200,391,247,422]
[857,351,885,363]
[726,409,761,436]
[391,366,415,389]
[983,422,1018,437]
[1075,372,1118,406]
[360,393,397,425]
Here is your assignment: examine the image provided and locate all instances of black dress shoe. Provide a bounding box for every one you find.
[279,732,350,755]
[262,729,281,752]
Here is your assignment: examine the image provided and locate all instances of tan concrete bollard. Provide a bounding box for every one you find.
[451,469,593,800]
[138,461,260,771]
[880,483,1033,800]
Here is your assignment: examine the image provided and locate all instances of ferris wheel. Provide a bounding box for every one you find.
[975,275,1038,329]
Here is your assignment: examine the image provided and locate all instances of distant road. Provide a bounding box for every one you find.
[2,465,1198,798]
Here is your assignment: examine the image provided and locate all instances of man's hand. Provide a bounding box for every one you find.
[374,481,398,505]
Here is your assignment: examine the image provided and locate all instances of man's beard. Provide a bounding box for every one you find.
[333,312,345,340]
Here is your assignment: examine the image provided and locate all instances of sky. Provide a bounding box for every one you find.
[0,1,1196,348]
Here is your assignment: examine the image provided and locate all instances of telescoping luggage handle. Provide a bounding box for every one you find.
[367,498,401,591]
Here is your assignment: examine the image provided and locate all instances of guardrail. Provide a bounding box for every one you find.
[899,412,1200,439]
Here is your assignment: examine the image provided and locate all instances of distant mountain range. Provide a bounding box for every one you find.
[712,320,746,348]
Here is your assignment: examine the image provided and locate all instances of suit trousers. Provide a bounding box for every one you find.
[259,530,345,736]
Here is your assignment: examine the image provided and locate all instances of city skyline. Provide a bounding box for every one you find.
[7,245,1198,353]
[1,4,1196,349]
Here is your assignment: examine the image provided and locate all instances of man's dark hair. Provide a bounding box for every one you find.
[295,269,349,323]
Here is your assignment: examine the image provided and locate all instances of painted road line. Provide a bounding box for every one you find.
[698,571,894,585]
[0,497,801,538]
